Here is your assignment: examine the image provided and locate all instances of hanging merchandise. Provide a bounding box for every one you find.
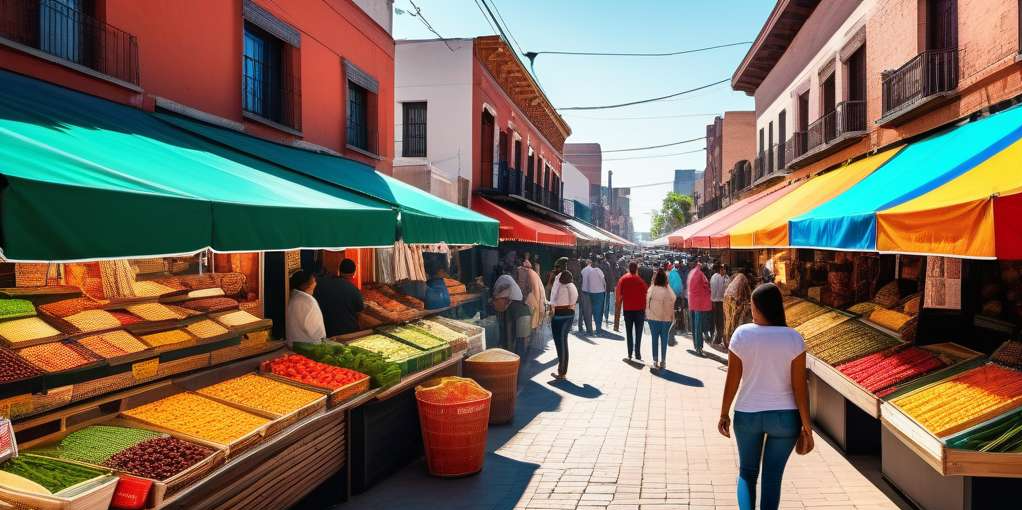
[375,248,395,284]
[99,260,137,299]
[924,256,962,310]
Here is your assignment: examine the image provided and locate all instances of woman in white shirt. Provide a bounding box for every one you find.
[717,283,813,510]
[548,270,579,380]
[645,269,676,370]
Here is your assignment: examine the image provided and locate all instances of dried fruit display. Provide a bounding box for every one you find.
[104,437,214,480]
[38,297,107,318]
[0,299,35,321]
[214,310,262,328]
[893,364,1022,436]
[794,311,851,341]
[868,308,913,331]
[0,317,61,346]
[186,319,230,339]
[837,346,947,396]
[64,309,121,333]
[0,348,43,383]
[1,455,107,494]
[783,300,826,327]
[197,373,323,415]
[181,297,239,313]
[805,320,902,365]
[846,302,881,317]
[416,376,489,404]
[122,392,269,445]
[380,326,447,350]
[262,354,369,390]
[412,320,467,344]
[140,329,195,349]
[125,303,187,322]
[28,425,162,464]
[78,330,149,359]
[17,342,97,372]
[993,341,1022,370]
[350,334,423,361]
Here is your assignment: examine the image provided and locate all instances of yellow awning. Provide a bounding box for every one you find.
[728,148,901,248]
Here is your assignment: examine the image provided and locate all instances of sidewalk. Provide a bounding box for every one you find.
[340,324,911,510]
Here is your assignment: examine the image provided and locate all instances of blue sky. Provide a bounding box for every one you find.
[393,0,772,232]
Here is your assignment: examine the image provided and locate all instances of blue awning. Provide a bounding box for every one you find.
[789,105,1022,251]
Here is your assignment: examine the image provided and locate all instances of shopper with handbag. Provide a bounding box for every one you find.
[645,269,676,371]
[717,283,813,510]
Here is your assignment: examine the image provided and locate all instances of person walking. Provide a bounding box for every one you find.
[718,283,814,510]
[687,259,712,356]
[581,258,607,336]
[723,270,753,349]
[492,268,531,354]
[668,260,686,339]
[548,270,578,380]
[522,260,547,352]
[615,262,649,362]
[710,264,729,346]
[646,269,676,371]
[600,254,616,329]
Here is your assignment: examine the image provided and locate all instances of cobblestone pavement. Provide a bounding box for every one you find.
[342,323,911,510]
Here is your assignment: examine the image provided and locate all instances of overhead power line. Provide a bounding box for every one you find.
[601,136,705,153]
[603,148,706,161]
[401,1,454,52]
[557,79,730,111]
[485,0,525,58]
[564,112,719,121]
[525,41,752,59]
[471,0,501,38]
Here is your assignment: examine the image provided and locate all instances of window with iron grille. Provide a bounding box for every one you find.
[402,102,426,157]
[242,21,299,130]
[347,81,369,151]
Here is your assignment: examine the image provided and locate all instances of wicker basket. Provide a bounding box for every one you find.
[215,273,246,296]
[463,349,520,425]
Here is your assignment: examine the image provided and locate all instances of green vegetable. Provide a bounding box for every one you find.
[1,455,106,493]
[0,299,35,320]
[382,326,447,350]
[28,425,163,464]
[293,342,402,389]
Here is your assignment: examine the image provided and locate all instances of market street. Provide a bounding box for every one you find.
[343,326,910,510]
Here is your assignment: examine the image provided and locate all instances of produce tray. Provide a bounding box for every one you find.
[429,317,485,354]
[207,311,272,335]
[341,335,450,377]
[0,465,118,510]
[187,376,327,439]
[377,326,453,357]
[258,368,370,408]
[942,407,1022,477]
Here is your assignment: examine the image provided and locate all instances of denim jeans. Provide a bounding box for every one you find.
[578,292,592,333]
[623,310,645,358]
[647,320,670,363]
[733,410,800,510]
[690,310,706,352]
[588,292,606,332]
[604,290,614,325]
[550,315,573,376]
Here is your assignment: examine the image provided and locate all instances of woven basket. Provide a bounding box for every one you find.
[215,273,247,296]
[873,281,900,308]
[463,349,520,425]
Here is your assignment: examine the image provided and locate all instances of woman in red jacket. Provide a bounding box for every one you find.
[686,259,712,356]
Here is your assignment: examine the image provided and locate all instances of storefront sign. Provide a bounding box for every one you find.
[924,256,962,310]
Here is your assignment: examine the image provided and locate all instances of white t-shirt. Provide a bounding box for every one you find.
[285,289,326,345]
[549,280,579,307]
[729,324,805,413]
[580,266,606,293]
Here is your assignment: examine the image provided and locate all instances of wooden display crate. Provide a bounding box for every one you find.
[429,317,484,355]
[183,374,327,439]
[0,469,119,510]
[258,364,370,408]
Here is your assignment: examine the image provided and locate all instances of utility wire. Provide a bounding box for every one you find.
[557,79,730,110]
[525,41,752,59]
[604,148,706,161]
[601,136,705,153]
[471,0,501,38]
[406,0,454,52]
[564,112,719,121]
[477,0,514,51]
[485,0,525,58]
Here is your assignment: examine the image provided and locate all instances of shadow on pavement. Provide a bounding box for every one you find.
[654,368,704,387]
[547,378,602,398]
[622,358,646,369]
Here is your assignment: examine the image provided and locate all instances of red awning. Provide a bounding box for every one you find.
[471,197,576,247]
[686,183,801,249]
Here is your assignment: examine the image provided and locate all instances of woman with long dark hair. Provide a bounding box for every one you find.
[548,269,578,380]
[717,283,813,510]
[645,269,676,370]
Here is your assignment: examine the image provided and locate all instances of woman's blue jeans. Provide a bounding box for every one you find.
[689,310,706,352]
[733,410,800,510]
[647,320,670,363]
[550,315,573,376]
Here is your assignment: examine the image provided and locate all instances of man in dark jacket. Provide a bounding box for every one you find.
[314,258,365,337]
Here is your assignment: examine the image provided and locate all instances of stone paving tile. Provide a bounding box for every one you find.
[340,324,912,510]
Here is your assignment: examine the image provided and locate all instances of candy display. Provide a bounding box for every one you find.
[140,329,195,349]
[837,347,948,396]
[381,325,447,350]
[805,320,902,365]
[293,341,402,389]
[105,437,214,481]
[262,354,369,390]
[993,341,1022,370]
[64,309,122,333]
[350,334,423,361]
[892,364,1022,437]
[38,297,107,318]
[1,455,107,494]
[793,311,851,341]
[0,348,43,383]
[868,308,913,331]
[186,319,231,339]
[28,425,163,464]
[17,342,97,372]
[214,310,262,328]
[950,412,1022,453]
[0,317,61,346]
[0,299,35,321]
[197,374,323,415]
[123,392,270,445]
[125,303,187,322]
[415,376,490,404]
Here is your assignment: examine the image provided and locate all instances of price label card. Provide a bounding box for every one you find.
[0,394,32,421]
[132,359,159,380]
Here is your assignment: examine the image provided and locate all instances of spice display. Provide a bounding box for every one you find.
[951,412,1022,452]
[805,320,903,365]
[17,342,96,372]
[293,342,402,389]
[181,297,239,313]
[868,308,913,331]
[846,302,881,317]
[1,455,107,494]
[140,329,195,349]
[350,334,424,361]
[993,340,1022,370]
[0,317,61,346]
[186,319,230,339]
[783,300,825,327]
[197,374,323,415]
[78,330,149,359]
[262,354,369,390]
[123,392,269,445]
[125,303,187,322]
[38,297,107,318]
[214,310,262,328]
[104,437,214,480]
[793,311,851,341]
[0,348,43,383]
[110,310,143,326]
[416,376,490,404]
[64,309,122,333]
[893,364,1022,436]
[0,299,35,321]
[29,425,162,464]
[412,320,467,343]
[837,347,948,396]
[380,326,447,350]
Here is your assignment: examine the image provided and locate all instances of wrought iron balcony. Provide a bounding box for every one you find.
[494,162,522,196]
[789,100,867,168]
[0,0,139,85]
[753,142,789,185]
[880,49,958,126]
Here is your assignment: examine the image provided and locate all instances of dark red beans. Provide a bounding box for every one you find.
[104,437,213,480]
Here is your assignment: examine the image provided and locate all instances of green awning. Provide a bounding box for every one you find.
[0,70,397,261]
[154,113,500,247]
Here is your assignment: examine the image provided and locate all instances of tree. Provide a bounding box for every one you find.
[649,192,693,238]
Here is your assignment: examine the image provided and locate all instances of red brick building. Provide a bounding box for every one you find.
[699,111,756,216]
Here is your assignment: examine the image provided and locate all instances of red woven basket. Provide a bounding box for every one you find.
[415,377,492,477]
